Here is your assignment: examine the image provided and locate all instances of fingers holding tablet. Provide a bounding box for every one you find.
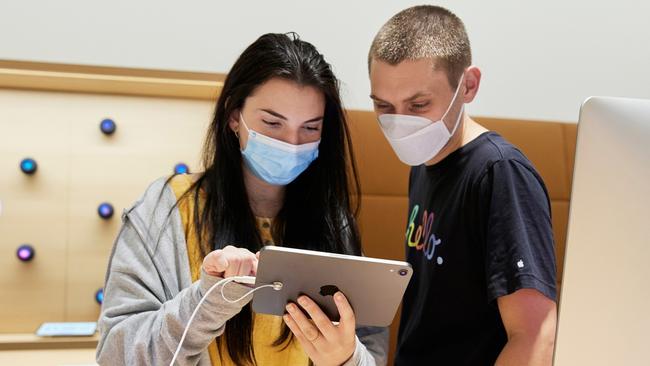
[332,292,356,335]
[285,302,323,342]
[202,245,258,278]
[284,293,356,365]
[293,296,338,341]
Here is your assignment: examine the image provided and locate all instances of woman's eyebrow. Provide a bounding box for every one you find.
[260,108,323,123]
[259,108,287,120]
[303,116,323,123]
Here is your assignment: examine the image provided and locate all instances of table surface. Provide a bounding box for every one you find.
[0,333,99,352]
[0,348,96,365]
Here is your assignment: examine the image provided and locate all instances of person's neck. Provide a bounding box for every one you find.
[243,167,285,218]
[424,113,488,166]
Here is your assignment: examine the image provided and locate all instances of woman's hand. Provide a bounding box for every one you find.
[202,245,258,278]
[283,292,357,366]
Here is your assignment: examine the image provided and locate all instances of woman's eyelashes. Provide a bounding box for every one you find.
[303,123,321,131]
[262,120,281,127]
[262,119,321,132]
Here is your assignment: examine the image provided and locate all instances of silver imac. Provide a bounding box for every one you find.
[554,97,650,365]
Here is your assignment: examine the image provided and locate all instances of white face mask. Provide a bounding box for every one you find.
[378,75,465,166]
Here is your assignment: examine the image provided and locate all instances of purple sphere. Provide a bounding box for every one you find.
[17,244,35,262]
[98,203,114,219]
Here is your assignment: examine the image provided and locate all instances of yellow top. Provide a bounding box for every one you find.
[169,174,309,366]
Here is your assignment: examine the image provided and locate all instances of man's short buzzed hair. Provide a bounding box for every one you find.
[369,5,472,88]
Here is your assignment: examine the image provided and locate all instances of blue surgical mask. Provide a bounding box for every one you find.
[239,113,320,185]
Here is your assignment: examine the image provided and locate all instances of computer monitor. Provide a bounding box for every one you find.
[554,97,650,365]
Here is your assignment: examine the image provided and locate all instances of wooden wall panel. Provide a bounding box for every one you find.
[563,123,578,189]
[357,195,409,365]
[551,201,570,284]
[0,89,213,330]
[0,90,69,332]
[478,117,571,201]
[347,110,410,197]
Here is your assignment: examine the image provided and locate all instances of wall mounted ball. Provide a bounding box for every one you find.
[97,203,114,219]
[20,158,37,175]
[95,288,104,305]
[174,163,189,175]
[16,244,35,262]
[100,118,116,135]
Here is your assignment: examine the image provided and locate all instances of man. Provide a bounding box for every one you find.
[368,5,557,366]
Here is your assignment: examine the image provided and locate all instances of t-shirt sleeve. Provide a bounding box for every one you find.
[479,159,557,303]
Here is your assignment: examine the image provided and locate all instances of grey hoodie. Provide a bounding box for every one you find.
[96,177,389,366]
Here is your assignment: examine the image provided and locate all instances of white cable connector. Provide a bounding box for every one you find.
[169,276,282,366]
[228,275,256,285]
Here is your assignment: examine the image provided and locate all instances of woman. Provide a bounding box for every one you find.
[96,33,388,366]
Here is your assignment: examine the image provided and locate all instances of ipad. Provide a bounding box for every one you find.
[252,246,412,327]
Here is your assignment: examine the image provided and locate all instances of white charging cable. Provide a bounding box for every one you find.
[169,276,282,366]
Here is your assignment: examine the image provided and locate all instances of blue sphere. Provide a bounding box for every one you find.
[16,244,35,262]
[98,203,114,219]
[174,163,189,175]
[20,158,37,175]
[100,119,116,135]
[95,288,104,305]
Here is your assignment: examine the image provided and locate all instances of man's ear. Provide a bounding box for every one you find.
[228,108,241,135]
[462,66,482,104]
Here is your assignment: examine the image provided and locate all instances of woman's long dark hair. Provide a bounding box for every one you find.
[178,32,362,365]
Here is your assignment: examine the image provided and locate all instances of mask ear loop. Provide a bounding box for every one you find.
[234,111,250,139]
[239,112,250,133]
[448,105,465,137]
[442,73,467,137]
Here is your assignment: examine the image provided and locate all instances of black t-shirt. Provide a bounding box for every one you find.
[394,132,557,366]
